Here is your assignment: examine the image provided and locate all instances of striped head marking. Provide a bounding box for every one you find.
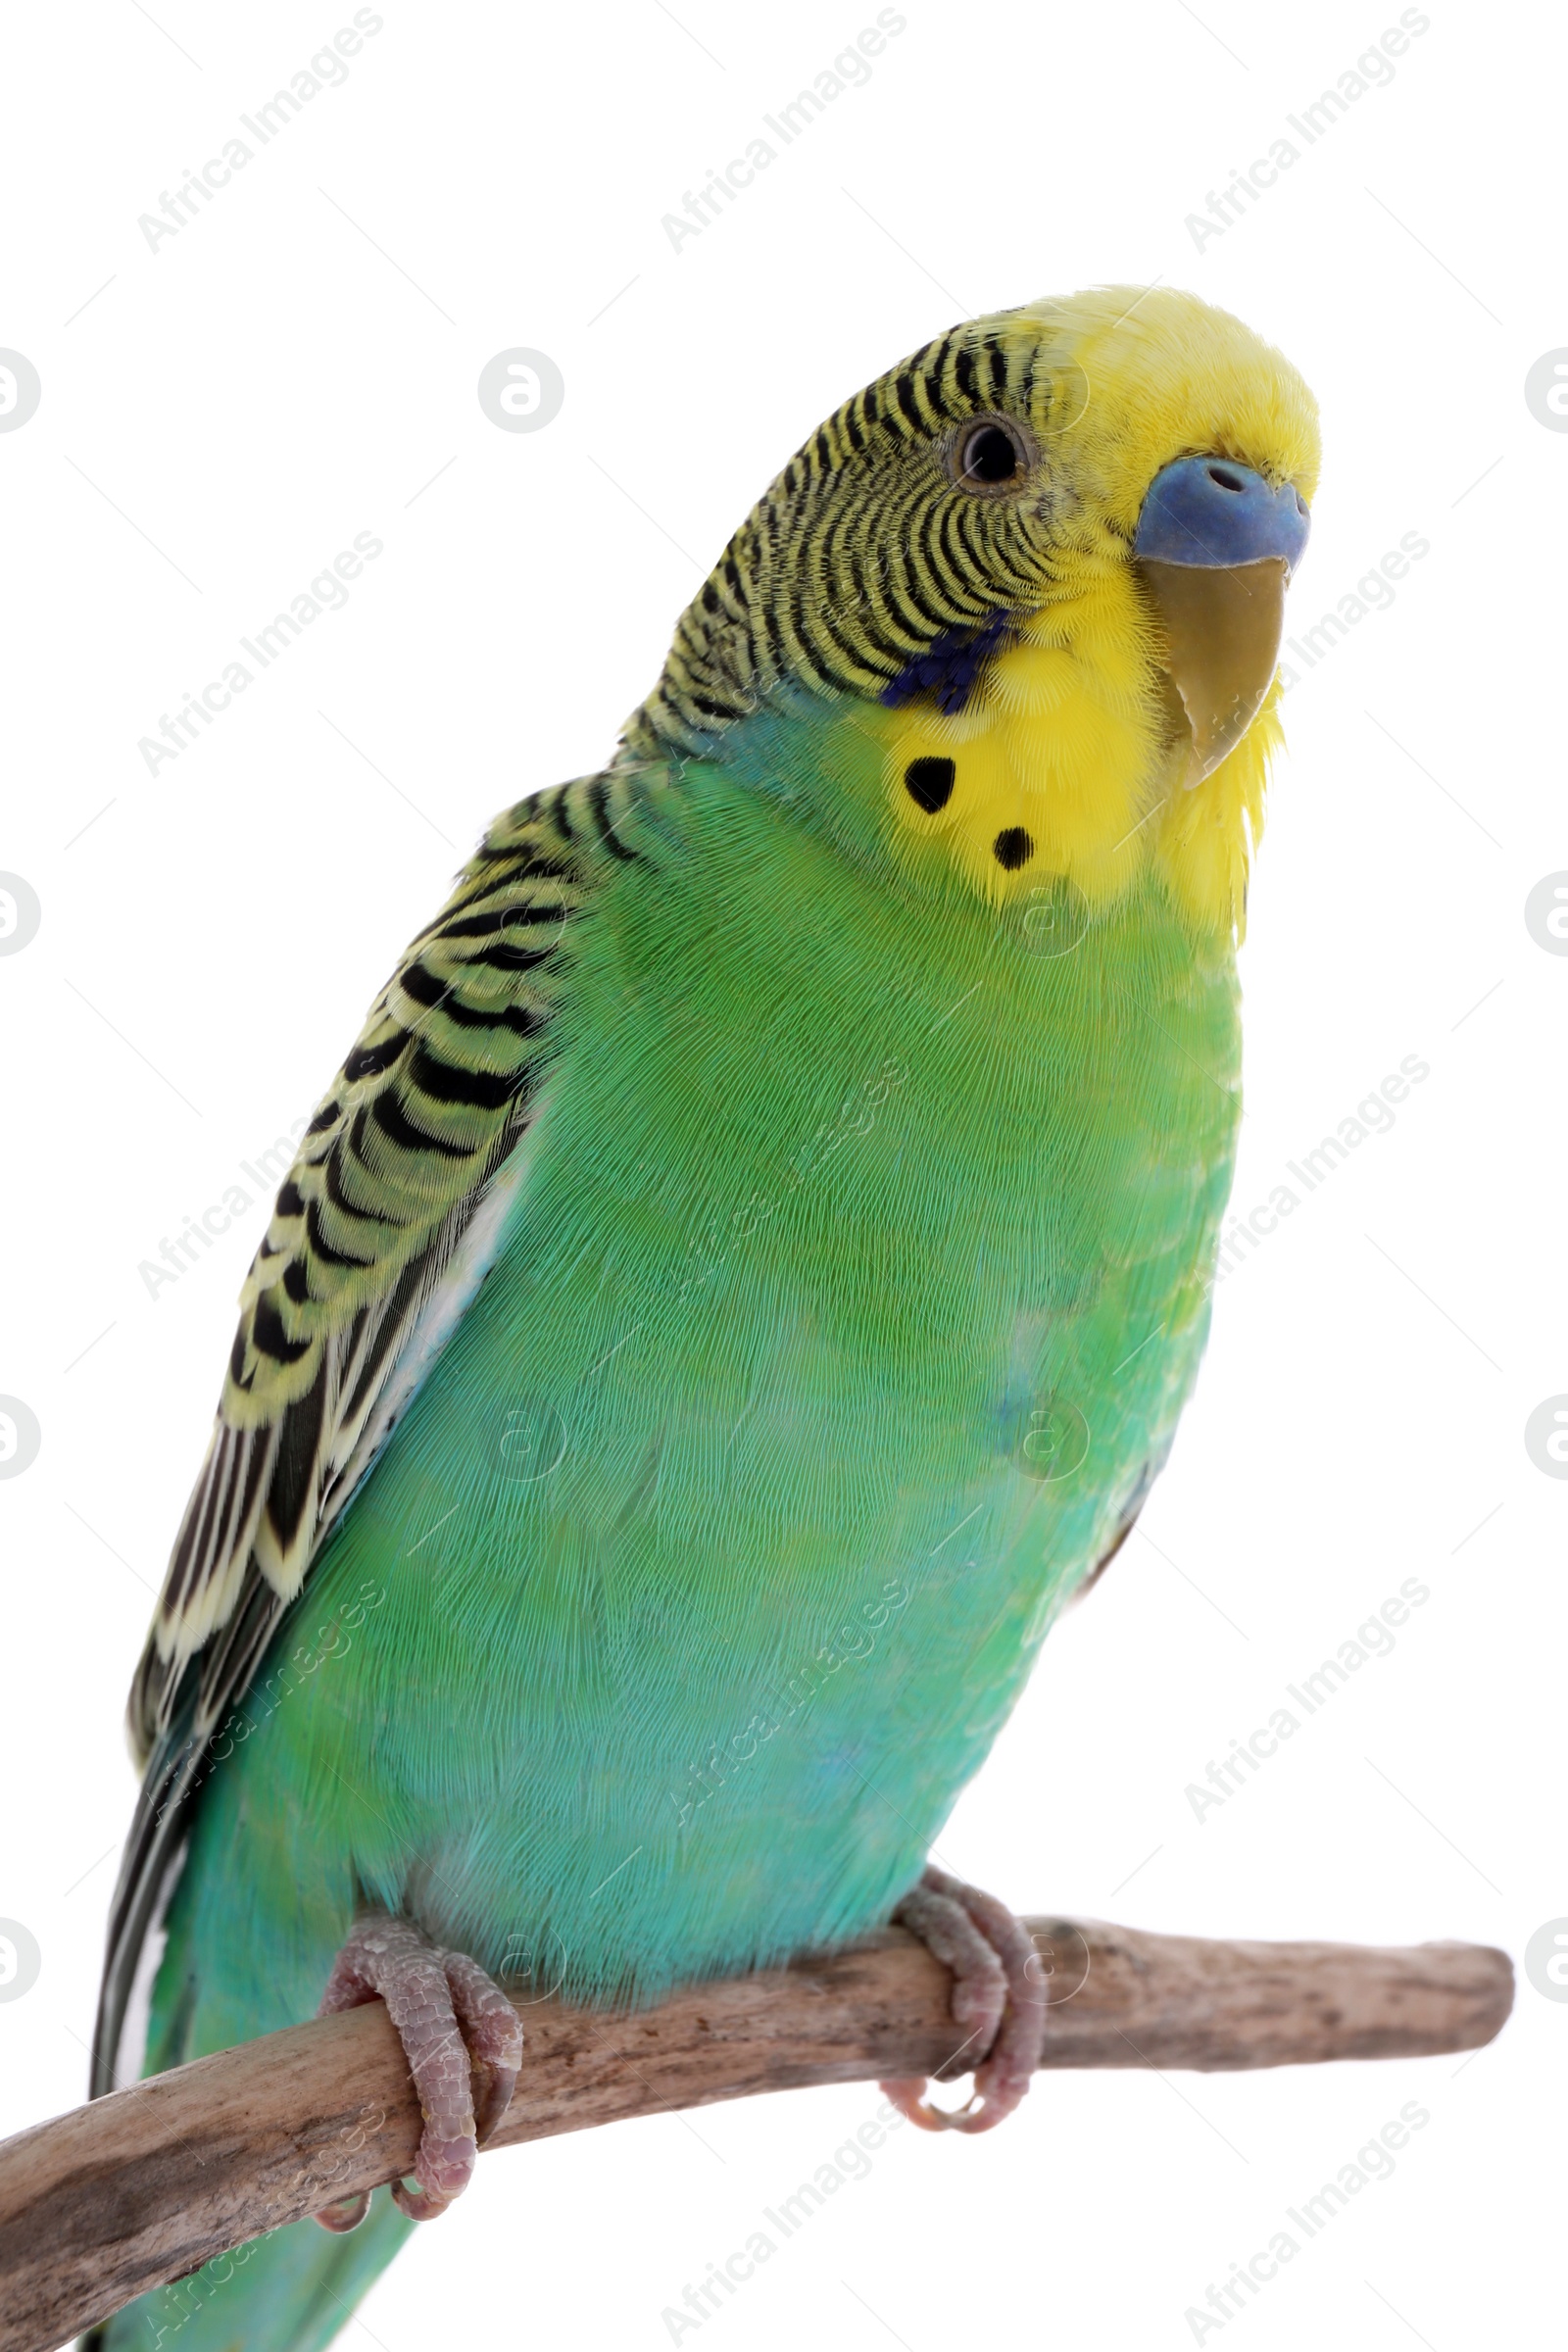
[627,287,1320,935]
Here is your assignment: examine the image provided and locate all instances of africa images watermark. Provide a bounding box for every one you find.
[144,2095,389,2341]
[136,532,383,777]
[1183,1574,1431,1825]
[1183,10,1432,252]
[668,1571,916,1832]
[136,11,386,254]
[1278,531,1430,693]
[136,1117,312,1300]
[662,10,907,253]
[1183,2100,1431,2340]
[660,2096,908,2340]
[151,1579,387,1830]
[1209,1053,1431,1289]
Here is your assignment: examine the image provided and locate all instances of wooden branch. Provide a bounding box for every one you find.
[0,1917,1511,2352]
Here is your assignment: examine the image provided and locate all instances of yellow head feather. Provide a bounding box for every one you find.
[633,283,1320,936]
[874,288,1318,931]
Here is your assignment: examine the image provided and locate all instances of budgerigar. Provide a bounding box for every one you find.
[86,286,1318,2352]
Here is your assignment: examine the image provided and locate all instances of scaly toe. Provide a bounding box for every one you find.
[441,1947,523,2144]
[313,1910,522,2229]
[880,1865,1048,2131]
[392,2134,475,2221]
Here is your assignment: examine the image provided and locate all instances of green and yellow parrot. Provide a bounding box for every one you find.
[86,285,1318,2351]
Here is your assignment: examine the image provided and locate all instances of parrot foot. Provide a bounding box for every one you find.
[879,1865,1047,2133]
[312,1910,522,2226]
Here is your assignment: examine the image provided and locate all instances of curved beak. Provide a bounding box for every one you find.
[1133,457,1310,788]
[1138,555,1290,785]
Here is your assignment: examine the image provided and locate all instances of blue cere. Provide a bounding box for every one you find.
[1134,456,1310,573]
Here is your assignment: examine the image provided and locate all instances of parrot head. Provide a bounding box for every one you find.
[627,285,1320,934]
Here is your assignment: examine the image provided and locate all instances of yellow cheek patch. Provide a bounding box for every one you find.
[877,577,1278,939]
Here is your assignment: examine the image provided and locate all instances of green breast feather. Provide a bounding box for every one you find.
[154,727,1239,2033]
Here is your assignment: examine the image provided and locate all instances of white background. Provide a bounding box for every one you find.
[1,0,1562,2345]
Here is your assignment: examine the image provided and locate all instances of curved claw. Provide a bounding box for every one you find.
[311,1911,523,2230]
[880,1865,1048,2132]
[878,2076,983,2133]
[314,2189,371,2232]
[391,2138,473,2223]
[474,2060,519,2148]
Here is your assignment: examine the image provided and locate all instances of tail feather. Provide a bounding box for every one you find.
[84,1666,406,2351]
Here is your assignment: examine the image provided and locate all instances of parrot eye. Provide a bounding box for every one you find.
[951,416,1034,495]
